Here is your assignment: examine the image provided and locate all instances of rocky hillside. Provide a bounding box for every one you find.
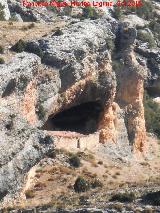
[0,0,160,211]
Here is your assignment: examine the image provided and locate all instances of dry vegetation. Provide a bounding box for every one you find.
[6,145,160,210]
[0,20,66,63]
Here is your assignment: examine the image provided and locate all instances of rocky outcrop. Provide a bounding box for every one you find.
[123,15,148,28]
[0,19,117,200]
[22,20,147,156]
[8,0,56,22]
[1,0,10,20]
[0,53,54,201]
[25,19,117,120]
[135,46,160,95]
[98,23,147,156]
[0,19,148,200]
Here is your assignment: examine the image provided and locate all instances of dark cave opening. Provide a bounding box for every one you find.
[42,101,103,134]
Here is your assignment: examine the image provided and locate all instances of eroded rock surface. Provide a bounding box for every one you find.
[8,0,55,22]
[1,0,10,20]
[0,53,54,201]
[0,19,148,200]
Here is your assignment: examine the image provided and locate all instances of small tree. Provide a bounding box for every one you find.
[74,177,90,193]
[137,30,156,48]
[0,46,4,54]
[0,57,5,64]
[113,5,122,20]
[144,91,160,138]
[135,0,154,20]
[110,192,136,203]
[69,155,81,168]
[83,6,99,19]
[11,39,27,53]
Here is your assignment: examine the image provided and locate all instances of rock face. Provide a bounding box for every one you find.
[116,24,147,155]
[123,15,148,28]
[98,23,147,156]
[0,53,54,201]
[135,47,160,95]
[1,0,10,20]
[7,0,56,22]
[0,19,148,200]
[25,19,116,118]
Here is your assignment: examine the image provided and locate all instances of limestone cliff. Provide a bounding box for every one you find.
[0,19,148,200]
[0,53,54,201]
[98,23,147,157]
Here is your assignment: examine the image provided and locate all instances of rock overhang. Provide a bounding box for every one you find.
[20,19,117,127]
[0,17,149,201]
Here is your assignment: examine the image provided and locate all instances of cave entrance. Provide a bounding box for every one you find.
[42,101,103,134]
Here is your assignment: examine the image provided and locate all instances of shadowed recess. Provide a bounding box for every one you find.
[42,101,103,134]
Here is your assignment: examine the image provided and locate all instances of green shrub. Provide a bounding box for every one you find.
[11,39,27,53]
[91,178,103,188]
[5,120,14,131]
[53,28,63,36]
[0,57,5,64]
[83,6,99,19]
[144,92,160,138]
[79,195,89,205]
[0,46,4,54]
[36,103,45,120]
[0,3,5,21]
[63,6,72,16]
[110,192,136,203]
[28,23,35,29]
[17,75,28,91]
[20,26,29,31]
[47,150,56,158]
[137,30,156,48]
[149,21,160,34]
[40,135,53,145]
[74,176,90,193]
[47,5,57,13]
[135,0,154,20]
[149,20,160,41]
[2,79,16,98]
[113,5,122,20]
[113,0,154,21]
[9,14,18,22]
[25,190,35,199]
[21,23,35,31]
[69,155,81,168]
[112,59,124,72]
[8,21,13,26]
[106,38,115,51]
[124,0,154,20]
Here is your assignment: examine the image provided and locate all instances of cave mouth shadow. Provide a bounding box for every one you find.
[42,101,103,135]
